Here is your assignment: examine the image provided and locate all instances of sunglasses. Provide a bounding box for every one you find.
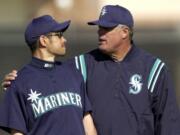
[46,32,63,38]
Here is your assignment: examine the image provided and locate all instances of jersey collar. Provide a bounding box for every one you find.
[30,57,56,69]
[121,43,137,62]
[109,43,138,62]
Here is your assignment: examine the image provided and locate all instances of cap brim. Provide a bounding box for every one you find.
[53,20,71,32]
[88,20,118,28]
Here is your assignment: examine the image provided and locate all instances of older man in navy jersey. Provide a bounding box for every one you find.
[0,15,97,135]
[74,5,180,135]
[2,5,180,135]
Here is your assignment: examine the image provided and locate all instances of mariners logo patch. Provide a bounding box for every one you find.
[129,74,143,94]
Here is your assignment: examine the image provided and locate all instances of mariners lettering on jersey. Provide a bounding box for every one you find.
[27,89,82,118]
[129,74,143,94]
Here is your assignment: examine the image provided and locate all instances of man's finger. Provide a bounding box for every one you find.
[4,75,16,81]
[5,72,17,78]
[2,81,11,87]
[12,70,18,74]
[1,70,17,91]
[1,81,11,91]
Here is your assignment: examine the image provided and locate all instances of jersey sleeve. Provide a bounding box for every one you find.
[69,54,92,115]
[151,65,180,135]
[0,82,28,134]
[80,81,92,116]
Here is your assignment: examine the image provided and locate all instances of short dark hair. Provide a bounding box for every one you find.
[28,39,39,53]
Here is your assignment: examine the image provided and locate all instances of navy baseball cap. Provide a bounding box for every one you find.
[88,5,134,28]
[25,15,71,45]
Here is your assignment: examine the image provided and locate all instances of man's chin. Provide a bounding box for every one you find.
[56,52,66,57]
[98,47,108,54]
[99,45,107,52]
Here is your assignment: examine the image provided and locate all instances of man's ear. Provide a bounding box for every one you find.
[39,35,48,47]
[121,27,129,39]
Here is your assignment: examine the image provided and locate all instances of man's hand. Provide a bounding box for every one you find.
[83,113,97,135]
[1,70,17,90]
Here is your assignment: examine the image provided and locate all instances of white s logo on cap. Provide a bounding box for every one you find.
[101,7,107,16]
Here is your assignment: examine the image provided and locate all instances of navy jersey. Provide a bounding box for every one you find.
[73,45,180,135]
[0,57,91,135]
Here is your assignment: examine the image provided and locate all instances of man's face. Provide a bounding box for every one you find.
[45,32,67,56]
[97,25,127,55]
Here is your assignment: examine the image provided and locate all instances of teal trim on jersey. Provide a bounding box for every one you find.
[150,62,165,93]
[79,55,87,82]
[148,58,161,89]
[75,56,79,69]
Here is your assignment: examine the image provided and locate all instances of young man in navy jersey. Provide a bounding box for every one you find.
[2,5,180,135]
[0,15,97,135]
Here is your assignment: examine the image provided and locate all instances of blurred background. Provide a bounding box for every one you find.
[0,0,180,134]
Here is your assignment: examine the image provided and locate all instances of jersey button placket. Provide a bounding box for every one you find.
[48,74,56,84]
[114,62,121,98]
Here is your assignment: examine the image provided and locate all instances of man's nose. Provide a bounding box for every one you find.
[62,36,67,43]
